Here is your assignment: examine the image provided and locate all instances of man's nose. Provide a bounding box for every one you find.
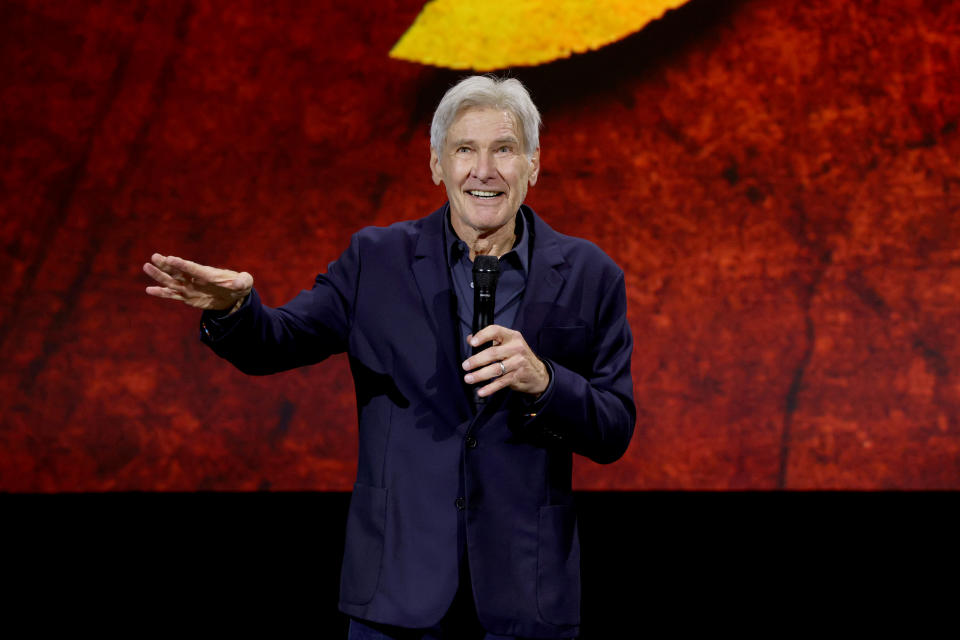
[471,152,495,180]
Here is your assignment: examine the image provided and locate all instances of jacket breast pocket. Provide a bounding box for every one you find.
[339,483,387,605]
[538,326,589,374]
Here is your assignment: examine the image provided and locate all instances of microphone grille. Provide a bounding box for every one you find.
[473,255,500,288]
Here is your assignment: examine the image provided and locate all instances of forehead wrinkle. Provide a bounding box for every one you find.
[447,106,527,153]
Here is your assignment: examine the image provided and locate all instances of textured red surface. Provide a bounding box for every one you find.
[2,0,959,491]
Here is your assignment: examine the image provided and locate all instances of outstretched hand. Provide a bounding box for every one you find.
[143,253,253,311]
[461,325,550,398]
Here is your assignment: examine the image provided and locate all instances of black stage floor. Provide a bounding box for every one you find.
[6,491,953,636]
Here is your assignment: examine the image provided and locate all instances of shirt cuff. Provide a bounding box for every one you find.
[521,358,555,417]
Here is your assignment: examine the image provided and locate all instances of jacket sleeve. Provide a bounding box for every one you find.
[516,271,636,464]
[199,234,361,375]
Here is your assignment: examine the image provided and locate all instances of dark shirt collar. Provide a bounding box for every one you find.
[444,207,530,274]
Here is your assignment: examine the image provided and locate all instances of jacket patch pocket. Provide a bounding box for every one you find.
[537,504,581,626]
[340,483,387,605]
[538,326,589,375]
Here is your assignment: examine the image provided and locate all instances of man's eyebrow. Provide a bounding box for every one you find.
[449,136,520,147]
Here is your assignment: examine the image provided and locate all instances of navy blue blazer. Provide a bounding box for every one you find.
[201,204,635,638]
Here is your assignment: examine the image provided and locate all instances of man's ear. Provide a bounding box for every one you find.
[528,147,541,186]
[430,148,443,186]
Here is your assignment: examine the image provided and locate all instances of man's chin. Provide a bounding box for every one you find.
[453,204,510,228]
[469,213,512,233]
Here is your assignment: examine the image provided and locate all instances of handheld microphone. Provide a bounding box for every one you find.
[471,255,500,356]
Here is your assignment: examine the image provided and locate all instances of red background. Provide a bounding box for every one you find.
[2,0,959,491]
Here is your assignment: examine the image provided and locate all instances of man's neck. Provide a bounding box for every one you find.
[452,214,517,262]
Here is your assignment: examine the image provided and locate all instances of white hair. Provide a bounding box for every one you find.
[430,76,542,158]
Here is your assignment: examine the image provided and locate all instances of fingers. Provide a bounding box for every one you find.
[463,355,513,385]
[469,324,506,350]
[162,254,213,281]
[145,255,199,297]
[149,253,221,285]
[471,353,538,398]
[462,340,508,375]
[143,261,182,289]
[150,253,168,269]
[462,325,512,370]
[474,366,513,397]
[461,326,550,397]
[145,285,184,301]
[144,257,189,303]
[149,253,183,279]
[143,254,253,306]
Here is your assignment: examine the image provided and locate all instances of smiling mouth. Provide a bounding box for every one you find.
[467,190,504,199]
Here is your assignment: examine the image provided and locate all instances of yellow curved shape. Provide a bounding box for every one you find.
[390,0,691,71]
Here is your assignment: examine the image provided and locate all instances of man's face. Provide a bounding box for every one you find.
[430,107,540,239]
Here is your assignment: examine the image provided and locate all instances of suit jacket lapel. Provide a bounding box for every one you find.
[411,204,472,420]
[515,206,566,352]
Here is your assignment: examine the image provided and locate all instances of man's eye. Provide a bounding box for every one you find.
[456,146,471,153]
[497,145,512,153]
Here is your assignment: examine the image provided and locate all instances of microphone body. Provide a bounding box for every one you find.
[471,255,500,356]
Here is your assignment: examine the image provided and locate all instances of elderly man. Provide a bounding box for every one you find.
[144,76,635,639]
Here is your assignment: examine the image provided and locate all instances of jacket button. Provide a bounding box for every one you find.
[465,436,477,449]
[455,497,466,511]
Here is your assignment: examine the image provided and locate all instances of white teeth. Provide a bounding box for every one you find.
[469,190,500,198]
